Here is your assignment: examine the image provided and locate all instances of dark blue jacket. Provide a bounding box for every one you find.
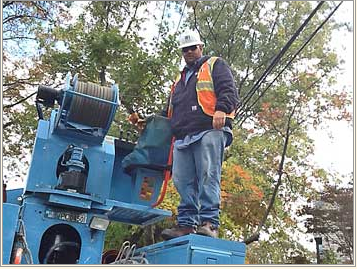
[166,56,239,140]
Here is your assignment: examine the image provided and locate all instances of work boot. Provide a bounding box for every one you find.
[197,222,218,238]
[161,226,196,240]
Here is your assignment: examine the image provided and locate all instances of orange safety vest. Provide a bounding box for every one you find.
[168,57,235,119]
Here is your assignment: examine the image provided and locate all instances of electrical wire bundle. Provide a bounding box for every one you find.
[234,1,343,127]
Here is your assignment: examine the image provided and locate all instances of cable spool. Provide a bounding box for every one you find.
[68,81,115,129]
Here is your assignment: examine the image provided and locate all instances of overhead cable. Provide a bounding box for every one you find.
[236,1,343,127]
[236,1,326,123]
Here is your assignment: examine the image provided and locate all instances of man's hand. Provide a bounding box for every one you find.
[136,119,146,132]
[128,113,146,133]
[213,110,226,129]
[128,113,140,125]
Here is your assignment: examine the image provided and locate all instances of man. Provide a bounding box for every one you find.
[161,30,239,240]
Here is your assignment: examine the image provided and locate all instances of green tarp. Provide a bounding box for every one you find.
[122,115,172,173]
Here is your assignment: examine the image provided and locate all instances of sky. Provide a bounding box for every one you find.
[308,1,353,179]
[292,1,354,251]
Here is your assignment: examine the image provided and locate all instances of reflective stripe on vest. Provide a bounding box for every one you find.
[196,57,218,117]
[168,57,235,119]
[196,57,235,119]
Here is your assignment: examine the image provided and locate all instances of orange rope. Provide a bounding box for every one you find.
[151,137,175,208]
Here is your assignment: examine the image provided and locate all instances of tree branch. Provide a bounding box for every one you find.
[3,14,48,24]
[104,1,111,31]
[211,1,226,28]
[154,1,166,43]
[244,105,296,245]
[3,1,14,9]
[230,21,255,64]
[3,36,37,41]
[226,2,252,61]
[3,121,15,129]
[3,79,40,88]
[269,120,285,138]
[123,2,140,38]
[175,1,187,34]
[235,30,256,93]
[268,3,280,43]
[205,17,217,44]
[32,1,50,18]
[3,91,37,109]
[193,2,205,41]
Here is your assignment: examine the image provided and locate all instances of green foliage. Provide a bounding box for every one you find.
[104,222,135,251]
[3,1,73,181]
[3,1,180,177]
[246,231,314,264]
[299,181,354,264]
[38,1,181,119]
[184,1,352,263]
[3,0,181,251]
[321,249,340,264]
[105,218,177,251]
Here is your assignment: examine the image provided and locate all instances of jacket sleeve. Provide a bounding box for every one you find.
[211,58,239,114]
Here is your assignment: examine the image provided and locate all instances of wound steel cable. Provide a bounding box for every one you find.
[69,81,114,128]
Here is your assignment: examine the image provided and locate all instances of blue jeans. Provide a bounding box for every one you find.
[172,130,228,228]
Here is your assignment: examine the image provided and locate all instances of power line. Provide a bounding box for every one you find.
[156,1,167,45]
[174,1,187,35]
[124,2,187,115]
[236,1,343,127]
[236,1,325,122]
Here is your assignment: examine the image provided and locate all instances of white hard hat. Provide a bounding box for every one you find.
[178,30,204,49]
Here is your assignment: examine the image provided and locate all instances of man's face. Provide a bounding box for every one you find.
[182,44,203,66]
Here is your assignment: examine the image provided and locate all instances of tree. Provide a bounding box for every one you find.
[2,0,181,249]
[299,180,353,264]
[2,1,73,184]
[184,0,352,263]
[246,236,315,264]
[2,1,181,183]
[39,1,181,117]
[35,1,183,247]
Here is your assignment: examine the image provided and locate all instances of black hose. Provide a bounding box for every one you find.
[43,241,79,264]
[35,101,44,120]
